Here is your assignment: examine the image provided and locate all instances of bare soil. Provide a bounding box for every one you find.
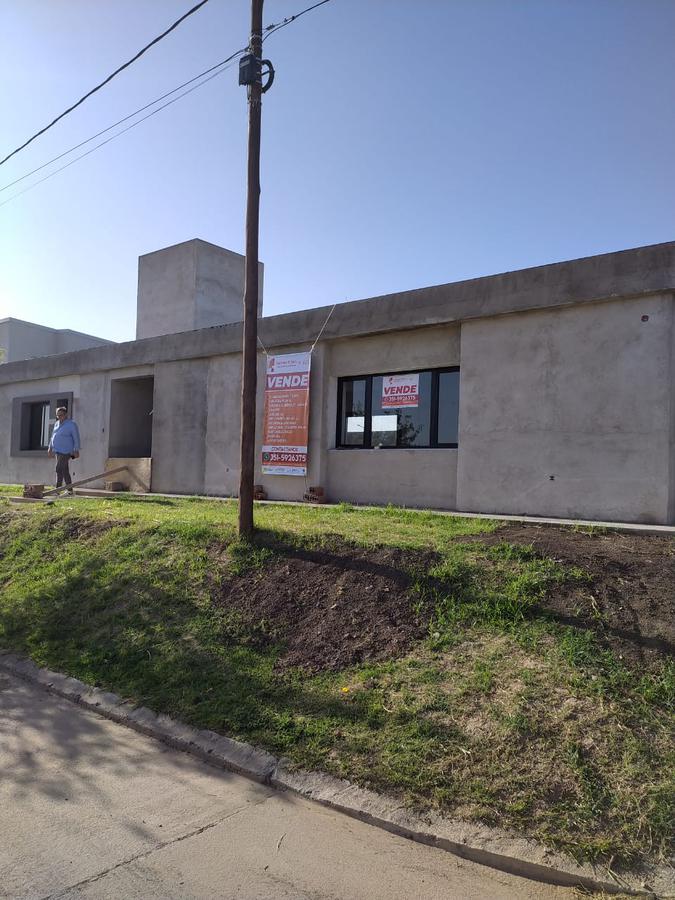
[482,524,675,669]
[216,541,436,672]
[214,526,674,673]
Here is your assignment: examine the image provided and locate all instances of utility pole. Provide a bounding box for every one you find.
[238,0,265,537]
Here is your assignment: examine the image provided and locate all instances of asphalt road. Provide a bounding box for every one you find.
[0,670,577,900]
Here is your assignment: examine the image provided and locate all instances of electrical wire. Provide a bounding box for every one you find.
[0,48,246,194]
[0,0,336,207]
[0,0,211,167]
[0,60,237,209]
[262,0,334,42]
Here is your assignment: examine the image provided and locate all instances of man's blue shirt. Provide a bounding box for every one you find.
[49,419,81,455]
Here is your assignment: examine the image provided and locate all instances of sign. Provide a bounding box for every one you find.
[262,352,311,475]
[381,373,419,408]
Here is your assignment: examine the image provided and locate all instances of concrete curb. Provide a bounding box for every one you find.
[1,651,671,898]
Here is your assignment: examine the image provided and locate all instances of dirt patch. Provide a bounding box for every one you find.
[215,541,437,673]
[481,524,675,668]
[213,527,674,673]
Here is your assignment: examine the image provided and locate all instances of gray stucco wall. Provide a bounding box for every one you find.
[3,320,56,362]
[7,240,675,388]
[1,365,152,488]
[151,359,210,495]
[0,322,8,363]
[2,242,675,522]
[140,324,463,507]
[669,302,675,524]
[0,374,90,486]
[0,319,110,363]
[456,294,674,523]
[323,326,461,509]
[136,240,263,340]
[204,354,244,498]
[55,330,111,355]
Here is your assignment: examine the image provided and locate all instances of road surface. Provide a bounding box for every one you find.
[0,669,577,900]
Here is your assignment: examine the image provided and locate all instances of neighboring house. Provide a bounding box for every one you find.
[1,236,675,525]
[0,317,112,364]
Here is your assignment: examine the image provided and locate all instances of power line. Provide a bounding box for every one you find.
[0,0,337,208]
[0,60,238,209]
[263,0,333,42]
[0,49,246,195]
[0,0,211,167]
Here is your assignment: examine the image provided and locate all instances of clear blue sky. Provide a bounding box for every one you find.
[1,0,674,343]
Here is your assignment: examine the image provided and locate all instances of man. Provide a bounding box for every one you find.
[47,407,81,493]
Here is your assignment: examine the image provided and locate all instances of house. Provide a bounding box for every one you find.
[0,317,111,364]
[2,237,674,524]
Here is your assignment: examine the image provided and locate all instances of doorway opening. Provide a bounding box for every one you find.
[108,377,154,457]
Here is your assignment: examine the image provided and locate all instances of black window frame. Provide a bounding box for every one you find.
[336,366,459,449]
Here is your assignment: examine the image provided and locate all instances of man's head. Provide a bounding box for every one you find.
[55,407,68,422]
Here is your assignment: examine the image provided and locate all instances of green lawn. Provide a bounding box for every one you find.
[0,491,672,869]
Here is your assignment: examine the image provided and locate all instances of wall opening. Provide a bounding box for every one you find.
[108,377,154,457]
[11,392,73,456]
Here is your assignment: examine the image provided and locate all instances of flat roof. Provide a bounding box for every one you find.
[1,239,674,386]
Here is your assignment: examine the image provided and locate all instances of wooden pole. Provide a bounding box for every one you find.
[238,0,264,537]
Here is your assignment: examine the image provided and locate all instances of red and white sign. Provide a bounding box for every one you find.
[381,373,419,408]
[262,352,311,475]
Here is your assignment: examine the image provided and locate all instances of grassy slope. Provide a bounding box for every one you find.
[0,492,672,868]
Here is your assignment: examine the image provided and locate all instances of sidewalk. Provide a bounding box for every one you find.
[0,669,575,900]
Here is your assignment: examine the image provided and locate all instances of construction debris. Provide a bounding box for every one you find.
[303,485,327,504]
[19,465,134,501]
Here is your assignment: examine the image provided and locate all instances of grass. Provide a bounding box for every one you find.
[0,491,672,870]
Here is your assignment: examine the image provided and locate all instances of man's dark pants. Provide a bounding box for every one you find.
[55,454,72,489]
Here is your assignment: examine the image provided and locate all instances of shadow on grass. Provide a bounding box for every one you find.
[233,527,437,580]
[107,496,179,507]
[541,607,675,658]
[0,551,387,767]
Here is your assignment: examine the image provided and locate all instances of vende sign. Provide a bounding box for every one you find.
[381,373,419,408]
[262,352,311,476]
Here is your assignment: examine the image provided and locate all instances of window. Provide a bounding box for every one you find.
[27,401,50,450]
[11,393,73,455]
[336,368,459,449]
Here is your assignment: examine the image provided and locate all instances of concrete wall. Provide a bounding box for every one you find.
[194,325,463,508]
[2,242,675,522]
[142,323,463,508]
[0,322,7,363]
[322,326,461,509]
[4,320,56,361]
[194,241,263,330]
[456,294,675,523]
[204,354,243,497]
[1,375,90,486]
[9,239,675,388]
[136,240,263,340]
[669,298,675,524]
[55,330,111,355]
[151,359,210,494]
[0,319,110,363]
[1,365,152,488]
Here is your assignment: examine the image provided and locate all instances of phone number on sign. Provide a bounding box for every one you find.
[262,452,307,464]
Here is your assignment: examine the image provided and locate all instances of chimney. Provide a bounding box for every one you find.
[136,238,263,339]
